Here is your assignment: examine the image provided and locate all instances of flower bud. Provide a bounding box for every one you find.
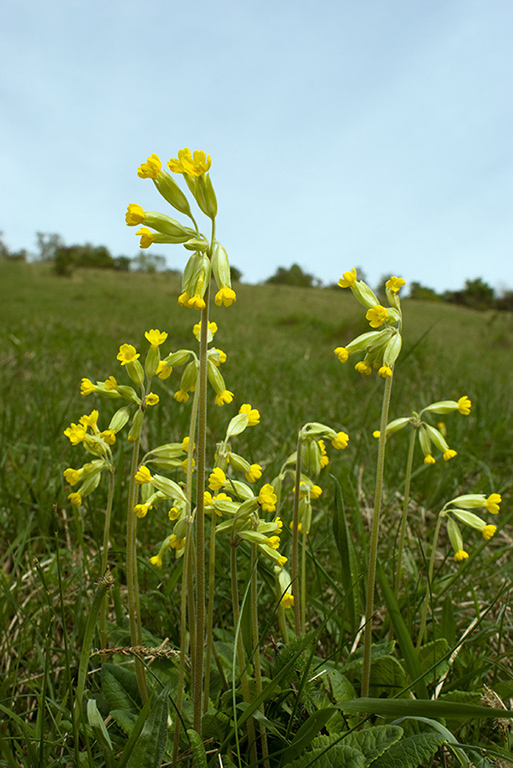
[212,243,232,290]
[128,409,144,442]
[153,170,192,216]
[108,405,131,433]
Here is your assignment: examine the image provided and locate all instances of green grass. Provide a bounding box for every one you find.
[1,259,512,766]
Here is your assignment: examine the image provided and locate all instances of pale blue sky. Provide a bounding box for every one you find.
[1,0,512,291]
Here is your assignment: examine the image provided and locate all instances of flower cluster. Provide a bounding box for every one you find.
[440,493,501,561]
[63,410,117,506]
[335,270,405,378]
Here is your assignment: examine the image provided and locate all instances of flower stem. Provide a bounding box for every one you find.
[292,436,302,635]
[300,528,307,634]
[251,544,270,768]
[126,435,147,702]
[99,468,115,650]
[394,426,416,596]
[361,373,393,698]
[416,514,443,650]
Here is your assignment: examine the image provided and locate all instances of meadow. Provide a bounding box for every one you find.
[1,258,512,767]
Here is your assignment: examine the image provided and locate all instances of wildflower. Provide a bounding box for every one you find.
[63,468,81,486]
[80,378,96,395]
[156,361,172,379]
[134,466,152,484]
[150,554,163,567]
[355,361,372,375]
[134,504,149,518]
[386,276,406,293]
[443,449,457,461]
[209,467,226,491]
[457,396,471,415]
[215,390,234,407]
[332,431,349,450]
[275,516,283,531]
[104,376,118,391]
[117,344,140,366]
[125,203,146,226]
[338,268,357,288]
[258,483,277,513]
[378,365,393,378]
[182,436,194,452]
[169,534,186,550]
[168,507,180,520]
[424,455,436,465]
[334,346,349,363]
[193,320,218,341]
[187,294,206,310]
[215,286,237,307]
[181,457,195,473]
[318,440,329,468]
[68,492,82,506]
[265,536,281,549]
[145,329,168,347]
[137,153,161,179]
[310,485,322,499]
[136,227,155,249]
[145,394,159,406]
[482,524,497,541]
[277,555,288,567]
[174,389,190,403]
[239,403,260,426]
[366,305,388,328]
[454,550,469,562]
[281,593,294,609]
[486,493,501,514]
[100,429,116,445]
[245,463,262,483]
[64,422,87,445]
[168,147,212,177]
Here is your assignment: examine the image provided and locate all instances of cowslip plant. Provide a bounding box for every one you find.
[335,270,404,697]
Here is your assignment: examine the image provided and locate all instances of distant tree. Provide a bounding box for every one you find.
[36,232,64,262]
[131,252,167,273]
[408,282,441,301]
[265,263,320,288]
[53,243,115,275]
[0,231,9,259]
[443,277,495,311]
[230,265,243,282]
[53,246,78,277]
[113,255,132,271]
[495,290,513,312]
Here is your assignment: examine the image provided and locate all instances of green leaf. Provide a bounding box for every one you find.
[282,707,338,765]
[110,708,138,737]
[101,663,141,714]
[187,729,208,768]
[332,476,361,634]
[369,657,407,697]
[371,732,446,768]
[123,685,169,768]
[340,698,513,720]
[417,639,450,685]
[376,561,429,699]
[285,744,366,768]
[341,724,403,765]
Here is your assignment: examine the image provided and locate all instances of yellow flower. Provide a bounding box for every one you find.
[355,361,372,375]
[193,320,218,340]
[145,394,160,406]
[366,305,388,328]
[174,389,190,403]
[485,493,501,514]
[443,449,457,461]
[482,524,497,541]
[280,592,294,609]
[277,555,288,567]
[454,549,469,562]
[215,390,234,407]
[182,436,194,451]
[181,457,195,473]
[334,346,349,363]
[373,430,380,438]
[338,268,357,288]
[310,485,322,499]
[117,344,140,366]
[424,455,436,465]
[145,329,168,347]
[63,468,81,486]
[209,467,226,491]
[457,396,471,415]
[134,504,149,518]
[275,517,283,531]
[80,411,99,429]
[378,365,393,379]
[187,294,206,310]
[125,203,145,226]
[245,463,262,483]
[168,147,212,177]
[134,466,152,484]
[80,378,95,395]
[150,554,163,567]
[169,534,186,550]
[137,153,161,179]
[332,431,349,450]
[136,227,155,249]
[68,492,82,506]
[100,429,116,445]
[64,422,87,445]
[104,375,118,390]
[258,483,277,512]
[239,403,260,426]
[386,276,406,293]
[264,536,281,550]
[215,286,237,307]
[156,361,172,379]
[168,506,180,520]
